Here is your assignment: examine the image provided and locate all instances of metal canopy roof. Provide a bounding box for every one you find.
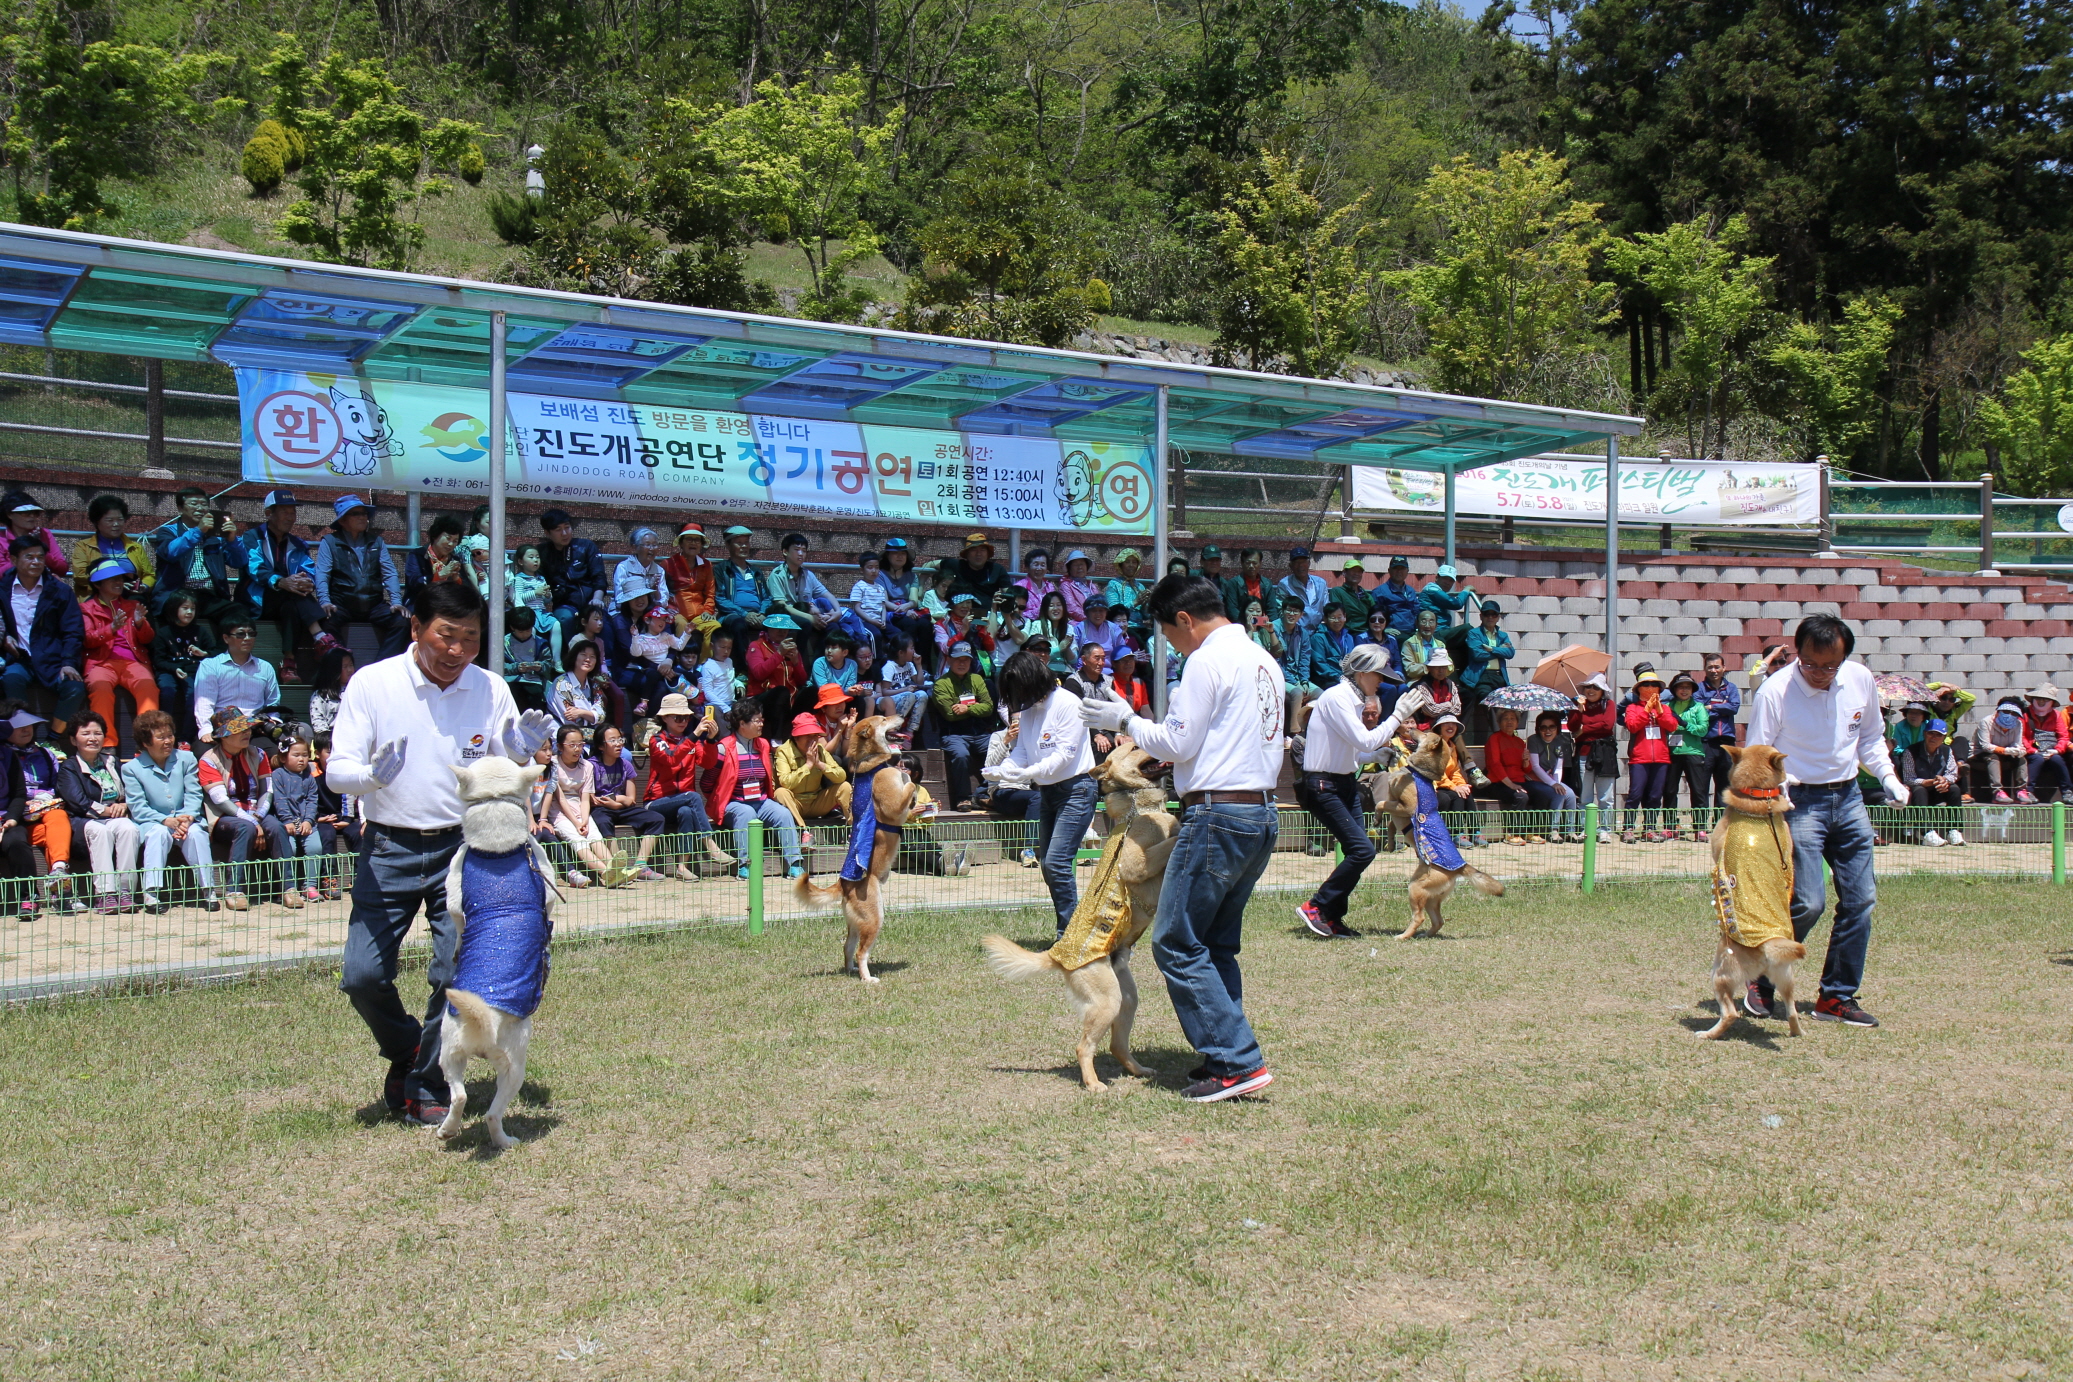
[0,224,1641,470]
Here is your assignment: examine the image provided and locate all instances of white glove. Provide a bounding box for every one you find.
[499,709,555,762]
[369,737,409,787]
[1882,775,1909,805]
[1079,685,1133,732]
[984,764,1033,789]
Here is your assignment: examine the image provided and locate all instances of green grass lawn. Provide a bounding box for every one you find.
[1,876,2068,1379]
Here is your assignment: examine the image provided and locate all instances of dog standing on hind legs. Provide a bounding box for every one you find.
[435,758,562,1149]
[793,715,917,982]
[1380,731,1504,940]
[1698,744,1806,1040]
[980,743,1178,1091]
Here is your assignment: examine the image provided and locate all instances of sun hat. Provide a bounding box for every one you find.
[332,494,371,521]
[1083,591,1108,608]
[1582,672,1611,695]
[1431,711,1463,730]
[962,531,993,553]
[1635,668,1666,686]
[883,536,908,550]
[4,707,46,730]
[676,523,705,542]
[210,708,255,738]
[950,591,982,608]
[762,613,800,630]
[813,683,851,710]
[791,712,825,738]
[656,692,695,717]
[262,488,298,509]
[948,641,974,660]
[1434,563,1459,579]
[723,524,754,537]
[3,493,42,514]
[1425,646,1454,669]
[1114,547,1142,565]
[1671,671,1698,690]
[2029,683,2062,704]
[88,556,135,585]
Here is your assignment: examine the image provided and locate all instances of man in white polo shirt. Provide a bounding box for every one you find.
[1083,573,1285,1102]
[1744,614,1907,1028]
[328,581,554,1125]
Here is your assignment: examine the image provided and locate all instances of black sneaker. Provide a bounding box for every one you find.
[1328,919,1360,938]
[1812,995,1879,1027]
[1181,1068,1274,1102]
[401,1098,450,1126]
[1742,982,1772,1020]
[383,1058,411,1114]
[1188,1064,1210,1081]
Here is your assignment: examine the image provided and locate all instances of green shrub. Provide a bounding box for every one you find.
[241,132,286,195]
[458,145,485,185]
[254,118,307,172]
[486,188,539,245]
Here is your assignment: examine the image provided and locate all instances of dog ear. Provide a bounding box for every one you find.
[1722,745,1743,761]
[519,761,546,788]
[451,762,472,794]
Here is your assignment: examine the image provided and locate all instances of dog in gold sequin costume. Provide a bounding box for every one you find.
[1698,745,1808,1040]
[981,743,1178,1091]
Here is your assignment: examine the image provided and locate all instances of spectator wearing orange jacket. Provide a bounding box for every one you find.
[80,556,159,729]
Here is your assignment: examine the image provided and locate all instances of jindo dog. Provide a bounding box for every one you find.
[437,757,561,1149]
[979,744,1178,1091]
[1697,744,1807,1040]
[794,715,918,982]
[1380,731,1505,940]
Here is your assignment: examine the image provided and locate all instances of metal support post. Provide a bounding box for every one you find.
[1816,456,1836,557]
[1979,471,1998,576]
[1581,806,1597,892]
[1009,528,1021,576]
[1152,386,1170,718]
[487,311,508,673]
[1443,469,1456,568]
[1337,463,1358,541]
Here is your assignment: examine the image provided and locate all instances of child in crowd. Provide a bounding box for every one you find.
[312,732,356,900]
[547,722,620,888]
[153,592,217,743]
[267,734,325,907]
[306,647,354,734]
[507,543,551,614]
[630,601,691,684]
[849,552,889,654]
[699,631,737,714]
[456,504,493,596]
[876,635,930,739]
[503,605,560,713]
[811,634,859,694]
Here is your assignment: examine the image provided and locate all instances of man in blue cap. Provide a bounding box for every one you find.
[1272,546,1328,632]
[313,494,408,658]
[1420,563,1474,631]
[240,489,334,659]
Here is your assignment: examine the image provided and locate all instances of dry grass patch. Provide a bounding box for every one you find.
[0,877,2069,1380]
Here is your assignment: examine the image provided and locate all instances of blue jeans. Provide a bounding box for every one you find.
[1151,802,1278,1078]
[725,798,800,870]
[1036,774,1098,936]
[1301,772,1374,922]
[940,729,993,808]
[340,822,463,1104]
[1786,781,1878,1002]
[646,791,714,841]
[263,817,325,889]
[211,815,261,894]
[2,663,85,720]
[138,820,215,899]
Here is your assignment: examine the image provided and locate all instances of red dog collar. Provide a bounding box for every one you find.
[1736,786,1783,799]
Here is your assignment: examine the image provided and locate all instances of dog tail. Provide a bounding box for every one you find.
[980,934,1061,981]
[446,988,497,1047]
[792,870,842,909]
[1761,936,1808,964]
[1465,865,1505,898]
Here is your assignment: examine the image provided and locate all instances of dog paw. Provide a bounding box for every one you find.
[861,974,881,985]
[436,1118,462,1139]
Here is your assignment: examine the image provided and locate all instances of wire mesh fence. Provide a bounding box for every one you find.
[2,800,2060,1003]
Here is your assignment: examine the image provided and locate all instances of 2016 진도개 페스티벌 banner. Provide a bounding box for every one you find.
[235,367,1156,535]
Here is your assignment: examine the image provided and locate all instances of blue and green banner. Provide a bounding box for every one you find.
[237,367,1155,534]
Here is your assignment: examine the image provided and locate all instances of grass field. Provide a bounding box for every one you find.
[1,876,2068,1380]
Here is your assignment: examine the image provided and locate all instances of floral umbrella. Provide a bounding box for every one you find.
[1479,683,1583,715]
[1874,673,1935,709]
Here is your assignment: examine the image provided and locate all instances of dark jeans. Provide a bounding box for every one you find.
[1625,760,1670,830]
[2028,751,2073,797]
[940,728,994,808]
[1670,754,1711,827]
[317,818,361,866]
[209,814,263,894]
[617,663,666,719]
[325,594,409,658]
[1301,771,1375,922]
[155,671,197,742]
[595,802,665,838]
[1704,738,1736,805]
[1151,801,1278,1078]
[1035,774,1098,936]
[260,588,326,637]
[988,787,1037,821]
[339,822,462,1105]
[646,790,715,840]
[1783,781,1877,1002]
[1,664,85,721]
[1473,779,1530,835]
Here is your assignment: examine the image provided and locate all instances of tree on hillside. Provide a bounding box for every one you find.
[1604,215,1773,458]
[0,0,230,229]
[1209,154,1368,377]
[1384,149,1606,400]
[896,157,1110,347]
[1762,294,1902,465]
[1977,336,2073,495]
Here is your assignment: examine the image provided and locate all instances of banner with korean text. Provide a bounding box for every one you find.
[1350,455,1819,526]
[236,368,1155,535]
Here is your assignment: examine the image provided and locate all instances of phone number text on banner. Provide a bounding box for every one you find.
[1350,456,1819,526]
[238,369,1155,535]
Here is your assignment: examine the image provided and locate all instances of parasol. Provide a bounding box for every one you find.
[1531,644,1611,698]
[1874,673,1934,709]
[1479,683,1582,715]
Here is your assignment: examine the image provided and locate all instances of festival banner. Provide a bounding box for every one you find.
[236,368,1155,535]
[1350,455,1819,526]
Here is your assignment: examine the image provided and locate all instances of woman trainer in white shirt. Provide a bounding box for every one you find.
[986,649,1097,938]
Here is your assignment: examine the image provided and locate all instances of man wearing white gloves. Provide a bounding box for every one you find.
[328,580,555,1125]
[1744,614,1908,1028]
[1082,573,1285,1103]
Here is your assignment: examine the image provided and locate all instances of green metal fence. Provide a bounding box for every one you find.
[1,801,2060,1002]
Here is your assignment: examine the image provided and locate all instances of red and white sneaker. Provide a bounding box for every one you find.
[1181,1068,1274,1103]
[1297,901,1333,938]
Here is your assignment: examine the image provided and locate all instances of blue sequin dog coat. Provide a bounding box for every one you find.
[449,844,554,1018]
[1408,773,1466,872]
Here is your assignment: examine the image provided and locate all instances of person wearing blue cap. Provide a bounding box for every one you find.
[1272,546,1328,633]
[70,494,156,599]
[240,489,334,659]
[313,494,408,659]
[1898,716,1963,846]
[1419,563,1475,631]
[81,556,160,728]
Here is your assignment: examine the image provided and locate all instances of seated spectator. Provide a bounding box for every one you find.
[1308,603,1358,687]
[948,532,1012,611]
[71,493,156,599]
[1899,717,1964,846]
[455,504,493,596]
[875,540,932,664]
[643,692,731,877]
[313,495,408,659]
[1419,563,1473,630]
[663,523,720,653]
[588,722,667,880]
[1010,548,1059,621]
[7,708,72,902]
[766,532,839,643]
[698,631,738,714]
[1392,644,1464,728]
[1974,695,2028,803]
[1397,607,1444,681]
[1059,549,1099,620]
[550,640,610,728]
[0,491,67,585]
[1427,712,1489,847]
[266,732,326,907]
[0,534,86,726]
[1324,556,1371,629]
[1109,646,1150,714]
[192,618,281,742]
[745,614,809,729]
[696,701,804,880]
[1024,592,1075,676]
[120,708,217,913]
[506,543,552,617]
[612,527,671,612]
[1477,706,1536,845]
[56,711,138,912]
[2023,683,2072,804]
[196,708,273,910]
[146,487,236,626]
[544,723,620,888]
[312,732,356,898]
[1527,710,1583,841]
[1374,555,1420,641]
[983,717,1039,843]
[849,551,890,654]
[238,490,331,657]
[502,606,559,713]
[1264,595,1315,732]
[81,556,158,728]
[1069,594,1127,663]
[875,635,931,738]
[1104,548,1149,643]
[153,592,215,743]
[1195,544,1225,585]
[1222,548,1270,625]
[1890,701,1932,755]
[1272,546,1327,631]
[402,514,469,611]
[933,641,995,810]
[614,595,675,717]
[811,634,860,697]
[538,508,608,638]
[919,561,956,623]
[774,713,853,827]
[936,593,996,674]
[713,525,768,659]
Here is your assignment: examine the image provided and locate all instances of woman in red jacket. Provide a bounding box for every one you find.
[2023,684,2073,803]
[1572,673,1618,843]
[744,614,809,731]
[693,702,804,880]
[1622,668,1678,842]
[1476,706,1536,844]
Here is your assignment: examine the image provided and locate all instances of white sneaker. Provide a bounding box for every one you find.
[566,868,592,887]
[1921,830,1946,847]
[1597,831,1613,844]
[1947,830,1965,846]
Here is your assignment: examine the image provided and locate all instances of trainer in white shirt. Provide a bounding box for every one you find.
[1005,684,1094,784]
[1746,655,1905,802]
[328,645,538,829]
[1110,622,1284,795]
[1303,679,1397,774]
